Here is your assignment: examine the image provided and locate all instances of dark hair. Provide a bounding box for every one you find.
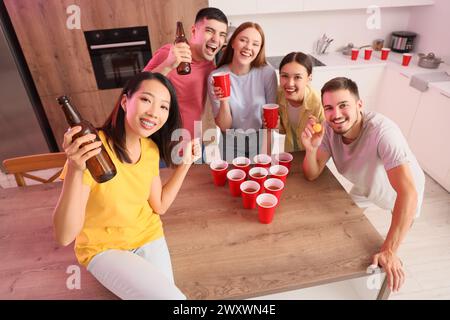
[195,7,228,25]
[102,72,182,167]
[217,22,267,69]
[279,52,313,75]
[321,77,360,101]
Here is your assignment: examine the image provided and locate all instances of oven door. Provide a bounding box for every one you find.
[89,41,151,90]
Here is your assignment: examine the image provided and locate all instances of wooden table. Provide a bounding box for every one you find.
[0,152,389,299]
[161,152,389,300]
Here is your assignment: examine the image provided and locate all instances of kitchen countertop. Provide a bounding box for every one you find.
[271,51,450,95]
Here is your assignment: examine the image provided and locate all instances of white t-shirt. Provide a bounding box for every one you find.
[208,64,277,159]
[319,111,425,217]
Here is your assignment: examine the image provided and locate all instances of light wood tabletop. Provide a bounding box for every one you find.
[0,152,388,299]
[160,152,387,299]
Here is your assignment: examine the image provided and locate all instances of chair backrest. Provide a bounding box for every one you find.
[2,152,67,187]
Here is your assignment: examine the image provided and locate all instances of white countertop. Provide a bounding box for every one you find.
[309,51,450,94]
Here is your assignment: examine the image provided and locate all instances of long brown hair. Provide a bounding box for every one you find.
[217,21,267,69]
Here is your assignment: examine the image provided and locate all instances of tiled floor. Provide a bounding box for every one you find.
[1,165,449,299]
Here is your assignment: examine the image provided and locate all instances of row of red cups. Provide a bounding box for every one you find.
[209,153,293,224]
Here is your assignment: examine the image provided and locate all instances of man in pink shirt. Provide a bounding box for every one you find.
[143,7,228,140]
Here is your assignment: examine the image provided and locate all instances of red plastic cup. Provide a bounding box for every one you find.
[232,156,251,176]
[262,104,279,129]
[209,159,228,186]
[226,169,246,197]
[256,193,278,224]
[249,166,268,192]
[351,48,359,60]
[269,165,288,183]
[381,48,390,60]
[273,152,293,171]
[253,153,272,168]
[212,72,231,98]
[264,178,284,202]
[240,180,261,209]
[364,48,373,60]
[402,53,412,66]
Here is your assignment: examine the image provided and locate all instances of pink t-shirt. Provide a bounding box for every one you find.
[144,44,215,138]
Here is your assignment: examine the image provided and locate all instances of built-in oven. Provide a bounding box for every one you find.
[84,26,152,90]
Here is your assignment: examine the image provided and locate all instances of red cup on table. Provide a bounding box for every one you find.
[212,72,231,98]
[232,156,251,176]
[253,153,272,168]
[209,159,228,186]
[240,180,261,209]
[264,178,284,202]
[402,53,412,66]
[256,193,278,224]
[226,169,246,197]
[262,104,279,129]
[273,152,293,171]
[351,48,359,60]
[249,166,268,192]
[381,48,390,60]
[364,48,373,60]
[269,164,288,183]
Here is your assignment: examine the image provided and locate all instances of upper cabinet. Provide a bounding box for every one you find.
[209,0,434,15]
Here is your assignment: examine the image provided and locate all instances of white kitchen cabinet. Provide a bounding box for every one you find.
[209,0,433,15]
[208,0,257,16]
[374,67,422,138]
[408,88,450,192]
[256,0,303,14]
[303,0,432,11]
[311,65,384,112]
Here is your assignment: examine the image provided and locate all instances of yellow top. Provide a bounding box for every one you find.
[61,131,163,266]
[277,84,325,152]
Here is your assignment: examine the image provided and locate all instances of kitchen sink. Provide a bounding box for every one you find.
[267,55,326,70]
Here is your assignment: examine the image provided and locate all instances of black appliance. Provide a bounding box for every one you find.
[390,31,417,53]
[84,26,152,90]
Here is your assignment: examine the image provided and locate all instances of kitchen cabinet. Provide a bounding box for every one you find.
[209,0,433,15]
[408,88,450,192]
[374,67,422,138]
[208,0,257,15]
[311,65,384,112]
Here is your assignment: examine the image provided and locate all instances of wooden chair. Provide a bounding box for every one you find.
[2,152,66,187]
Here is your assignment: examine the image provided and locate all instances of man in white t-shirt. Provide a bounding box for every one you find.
[301,77,425,293]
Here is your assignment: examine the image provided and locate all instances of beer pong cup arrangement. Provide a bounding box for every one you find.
[208,153,294,224]
[381,48,390,60]
[212,72,231,98]
[402,53,412,66]
[256,193,278,224]
[232,156,251,175]
[249,166,269,191]
[364,48,373,60]
[240,180,261,209]
[351,48,359,60]
[273,152,293,171]
[227,169,246,197]
[264,178,284,201]
[253,153,272,168]
[269,165,289,183]
[210,159,228,186]
[262,104,279,129]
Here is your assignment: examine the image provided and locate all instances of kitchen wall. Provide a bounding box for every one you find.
[226,7,413,57]
[408,0,450,62]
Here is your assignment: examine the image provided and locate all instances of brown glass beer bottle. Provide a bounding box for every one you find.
[57,96,117,183]
[174,21,191,75]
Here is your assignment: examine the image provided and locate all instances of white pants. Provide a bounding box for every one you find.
[87,237,186,300]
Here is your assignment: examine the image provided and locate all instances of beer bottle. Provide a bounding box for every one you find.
[174,21,191,75]
[57,96,117,183]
